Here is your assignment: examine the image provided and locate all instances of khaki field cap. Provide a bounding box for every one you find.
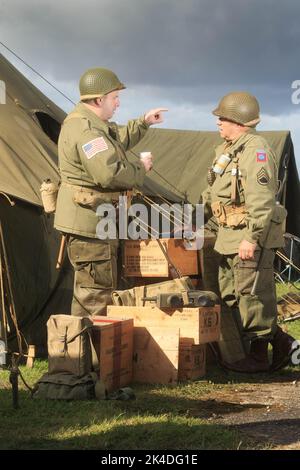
[79,67,126,100]
[212,91,260,126]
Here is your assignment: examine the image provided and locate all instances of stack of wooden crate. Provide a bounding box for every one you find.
[123,239,199,278]
[92,317,134,393]
[106,305,220,385]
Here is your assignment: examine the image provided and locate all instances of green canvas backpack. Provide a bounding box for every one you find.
[47,314,97,377]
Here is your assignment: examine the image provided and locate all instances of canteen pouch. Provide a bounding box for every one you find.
[40,179,59,213]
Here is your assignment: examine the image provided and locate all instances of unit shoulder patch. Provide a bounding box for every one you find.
[256,167,270,185]
[256,149,267,163]
[82,137,108,159]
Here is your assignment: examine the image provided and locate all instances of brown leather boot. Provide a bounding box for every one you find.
[270,326,297,371]
[223,339,269,373]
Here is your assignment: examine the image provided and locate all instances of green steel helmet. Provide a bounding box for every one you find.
[212,91,260,126]
[79,67,126,100]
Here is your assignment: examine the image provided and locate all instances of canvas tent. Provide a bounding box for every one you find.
[0,53,71,352]
[0,52,299,353]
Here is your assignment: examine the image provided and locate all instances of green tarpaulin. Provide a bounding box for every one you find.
[0,53,70,350]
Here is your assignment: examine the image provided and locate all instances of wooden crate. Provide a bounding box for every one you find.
[132,326,179,384]
[92,317,133,393]
[123,239,199,277]
[178,340,206,381]
[107,306,220,384]
[107,305,220,345]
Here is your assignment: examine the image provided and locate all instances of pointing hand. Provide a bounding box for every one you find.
[144,108,168,125]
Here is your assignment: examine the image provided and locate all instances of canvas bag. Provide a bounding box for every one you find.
[111,276,194,306]
[47,314,96,377]
[32,372,98,400]
[32,372,133,401]
[259,203,287,249]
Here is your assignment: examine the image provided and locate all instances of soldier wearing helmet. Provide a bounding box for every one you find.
[202,91,296,373]
[54,67,167,317]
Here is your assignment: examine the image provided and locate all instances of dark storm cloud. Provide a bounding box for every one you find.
[0,0,300,113]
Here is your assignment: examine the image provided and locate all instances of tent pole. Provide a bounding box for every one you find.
[0,239,8,345]
[0,221,22,356]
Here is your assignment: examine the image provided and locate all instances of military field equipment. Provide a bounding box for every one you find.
[40,178,59,213]
[47,314,97,377]
[34,316,104,401]
[33,372,98,400]
[251,154,289,296]
[211,200,247,228]
[212,153,231,175]
[141,290,218,309]
[251,202,287,296]
[112,277,195,307]
[79,67,126,100]
[207,166,216,186]
[212,91,260,126]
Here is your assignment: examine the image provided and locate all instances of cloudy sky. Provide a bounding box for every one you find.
[1,0,300,168]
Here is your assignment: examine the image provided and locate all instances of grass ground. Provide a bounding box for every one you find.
[0,360,245,450]
[0,283,299,450]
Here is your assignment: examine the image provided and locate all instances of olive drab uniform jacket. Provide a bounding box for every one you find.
[202,129,287,255]
[54,103,149,238]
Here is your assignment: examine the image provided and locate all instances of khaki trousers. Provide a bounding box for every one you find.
[218,249,277,341]
[67,235,118,317]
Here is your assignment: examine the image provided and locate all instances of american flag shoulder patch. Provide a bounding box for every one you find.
[82,137,108,159]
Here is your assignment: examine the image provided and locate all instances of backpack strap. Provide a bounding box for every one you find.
[87,328,100,373]
[66,325,99,372]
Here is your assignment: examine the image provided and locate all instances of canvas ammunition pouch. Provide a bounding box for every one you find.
[112,276,194,306]
[63,182,121,209]
[47,314,98,377]
[32,372,98,400]
[211,201,247,228]
[259,203,287,249]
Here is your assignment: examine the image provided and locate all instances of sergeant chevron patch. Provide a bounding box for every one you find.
[256,167,270,185]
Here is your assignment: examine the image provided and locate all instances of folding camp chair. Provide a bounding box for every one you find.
[276,233,300,283]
